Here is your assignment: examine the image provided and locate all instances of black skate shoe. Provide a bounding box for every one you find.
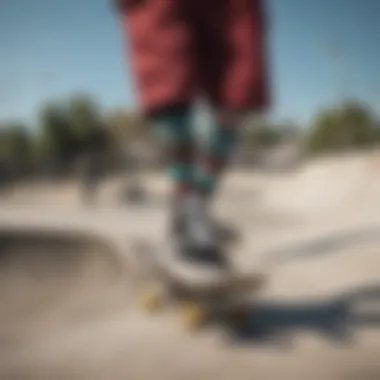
[169,194,229,269]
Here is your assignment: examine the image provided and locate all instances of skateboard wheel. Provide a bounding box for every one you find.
[180,302,206,330]
[139,286,164,312]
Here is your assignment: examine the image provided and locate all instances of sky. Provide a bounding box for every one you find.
[1,0,380,128]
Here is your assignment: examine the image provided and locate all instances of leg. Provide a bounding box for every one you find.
[118,1,226,267]
[117,0,195,114]
[151,104,228,267]
[194,111,245,198]
[194,111,247,241]
[192,0,270,233]
[150,104,194,199]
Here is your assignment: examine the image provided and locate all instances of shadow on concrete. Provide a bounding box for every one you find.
[265,224,380,266]
[228,283,380,347]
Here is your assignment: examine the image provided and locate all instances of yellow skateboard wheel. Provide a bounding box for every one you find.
[139,285,164,312]
[180,302,206,330]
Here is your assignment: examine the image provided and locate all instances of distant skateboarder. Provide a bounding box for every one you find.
[114,0,270,268]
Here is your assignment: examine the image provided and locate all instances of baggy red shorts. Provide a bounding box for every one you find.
[118,0,269,115]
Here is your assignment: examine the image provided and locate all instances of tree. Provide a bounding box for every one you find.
[38,102,76,163]
[307,108,341,154]
[307,101,378,155]
[68,94,103,152]
[0,123,33,178]
[340,101,376,146]
[374,122,380,143]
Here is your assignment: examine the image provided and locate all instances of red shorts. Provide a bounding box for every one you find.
[118,0,269,115]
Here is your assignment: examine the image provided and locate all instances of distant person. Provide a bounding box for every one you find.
[114,0,270,268]
[79,150,102,205]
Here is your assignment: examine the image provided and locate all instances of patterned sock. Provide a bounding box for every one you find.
[150,105,195,198]
[195,123,239,197]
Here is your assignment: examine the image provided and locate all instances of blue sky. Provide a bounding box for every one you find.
[1,0,380,127]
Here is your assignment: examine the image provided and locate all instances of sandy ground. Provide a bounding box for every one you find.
[0,152,380,379]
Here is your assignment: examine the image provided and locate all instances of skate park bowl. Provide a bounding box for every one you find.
[1,151,380,379]
[0,226,134,359]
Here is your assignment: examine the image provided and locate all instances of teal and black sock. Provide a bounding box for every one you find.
[195,123,239,196]
[150,105,195,198]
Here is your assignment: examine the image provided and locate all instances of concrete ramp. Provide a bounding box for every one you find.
[0,229,132,355]
[1,152,380,379]
[260,152,380,217]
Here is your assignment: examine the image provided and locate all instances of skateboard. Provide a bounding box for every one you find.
[131,239,265,330]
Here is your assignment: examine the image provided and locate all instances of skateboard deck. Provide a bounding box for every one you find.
[131,239,265,330]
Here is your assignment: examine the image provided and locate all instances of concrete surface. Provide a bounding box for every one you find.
[0,152,380,379]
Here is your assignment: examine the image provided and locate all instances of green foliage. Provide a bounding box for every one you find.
[38,102,76,161]
[0,124,31,160]
[68,95,102,149]
[374,124,380,142]
[307,101,378,155]
[1,92,379,180]
[34,95,109,165]
[0,123,33,178]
